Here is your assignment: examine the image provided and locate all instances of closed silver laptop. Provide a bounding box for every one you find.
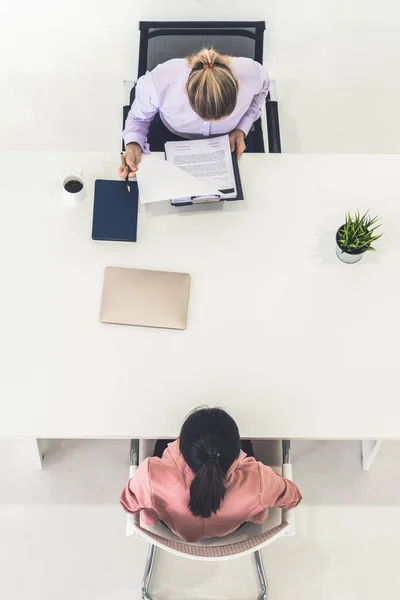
[100,267,191,330]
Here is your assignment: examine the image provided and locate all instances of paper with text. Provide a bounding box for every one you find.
[165,135,237,204]
[136,154,221,204]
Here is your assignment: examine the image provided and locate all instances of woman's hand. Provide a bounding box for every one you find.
[118,143,142,179]
[229,129,246,159]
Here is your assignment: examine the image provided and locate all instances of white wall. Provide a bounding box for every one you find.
[1,0,400,153]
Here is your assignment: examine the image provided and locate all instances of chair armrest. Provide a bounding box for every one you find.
[126,440,139,537]
[125,469,138,537]
[265,79,281,153]
[123,80,136,106]
[282,462,292,479]
[282,443,295,535]
[122,81,137,151]
[268,80,278,102]
[130,439,139,466]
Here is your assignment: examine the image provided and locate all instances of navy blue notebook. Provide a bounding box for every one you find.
[92,180,138,242]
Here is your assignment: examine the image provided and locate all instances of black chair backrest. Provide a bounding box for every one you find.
[138,21,265,77]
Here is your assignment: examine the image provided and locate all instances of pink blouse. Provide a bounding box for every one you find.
[120,441,301,543]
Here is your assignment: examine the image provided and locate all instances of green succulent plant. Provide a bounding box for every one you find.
[337,210,382,255]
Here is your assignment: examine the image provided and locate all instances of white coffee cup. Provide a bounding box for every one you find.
[62,172,85,204]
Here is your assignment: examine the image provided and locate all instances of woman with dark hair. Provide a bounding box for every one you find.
[120,408,301,543]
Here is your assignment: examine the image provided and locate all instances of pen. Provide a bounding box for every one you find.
[120,152,131,193]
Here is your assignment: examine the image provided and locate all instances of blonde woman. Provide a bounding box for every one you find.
[119,49,270,179]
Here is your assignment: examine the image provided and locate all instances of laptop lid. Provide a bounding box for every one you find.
[100,267,191,330]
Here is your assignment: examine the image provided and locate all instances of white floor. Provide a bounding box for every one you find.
[2,0,400,597]
[1,439,400,599]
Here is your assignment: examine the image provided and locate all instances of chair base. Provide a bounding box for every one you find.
[142,544,157,600]
[254,549,269,600]
[141,543,268,600]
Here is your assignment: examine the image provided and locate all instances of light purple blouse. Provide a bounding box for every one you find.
[123,57,270,153]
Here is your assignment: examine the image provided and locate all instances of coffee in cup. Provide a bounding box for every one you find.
[63,173,85,204]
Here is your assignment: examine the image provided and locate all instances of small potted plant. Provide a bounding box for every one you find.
[336,210,382,264]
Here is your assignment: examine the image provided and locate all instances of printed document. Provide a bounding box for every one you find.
[136,135,236,204]
[165,135,237,204]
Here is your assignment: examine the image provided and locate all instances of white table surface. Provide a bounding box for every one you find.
[1,151,399,439]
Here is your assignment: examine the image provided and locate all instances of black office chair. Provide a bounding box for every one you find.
[122,21,281,153]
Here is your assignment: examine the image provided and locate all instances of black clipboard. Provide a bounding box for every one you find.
[170,151,243,207]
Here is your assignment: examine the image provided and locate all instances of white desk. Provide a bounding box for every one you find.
[1,152,399,467]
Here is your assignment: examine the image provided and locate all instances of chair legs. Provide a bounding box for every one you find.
[254,550,269,600]
[142,544,157,600]
[141,544,268,600]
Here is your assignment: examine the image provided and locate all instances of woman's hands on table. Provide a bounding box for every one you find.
[118,131,245,180]
[229,129,246,160]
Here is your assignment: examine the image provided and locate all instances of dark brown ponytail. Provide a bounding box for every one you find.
[179,408,240,519]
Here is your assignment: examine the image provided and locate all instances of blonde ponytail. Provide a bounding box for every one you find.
[186,48,238,121]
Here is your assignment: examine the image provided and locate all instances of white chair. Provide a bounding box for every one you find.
[126,439,295,600]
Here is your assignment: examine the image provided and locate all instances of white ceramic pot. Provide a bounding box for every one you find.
[335,243,364,264]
